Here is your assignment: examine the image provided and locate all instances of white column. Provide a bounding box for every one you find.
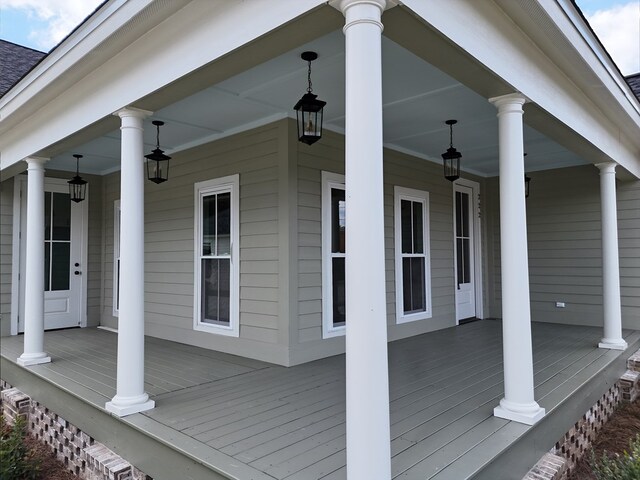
[596,162,627,350]
[490,93,545,425]
[18,157,52,366]
[106,107,155,416]
[334,1,391,478]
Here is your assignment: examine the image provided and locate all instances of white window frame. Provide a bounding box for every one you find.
[394,186,432,324]
[321,171,346,338]
[193,174,240,337]
[113,200,120,317]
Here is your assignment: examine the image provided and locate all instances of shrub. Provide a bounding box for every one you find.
[592,434,640,480]
[0,415,40,480]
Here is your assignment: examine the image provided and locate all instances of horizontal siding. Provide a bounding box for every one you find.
[101,123,285,362]
[293,129,483,360]
[487,164,640,329]
[0,178,14,336]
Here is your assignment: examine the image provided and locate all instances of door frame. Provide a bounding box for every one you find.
[10,175,89,335]
[452,178,484,324]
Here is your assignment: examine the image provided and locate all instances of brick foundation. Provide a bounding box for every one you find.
[1,381,151,480]
[523,349,640,480]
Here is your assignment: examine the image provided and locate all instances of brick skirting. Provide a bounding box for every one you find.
[523,349,640,480]
[0,380,151,480]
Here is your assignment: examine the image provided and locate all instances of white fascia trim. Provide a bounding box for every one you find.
[0,0,326,172]
[193,174,240,338]
[321,171,346,339]
[393,186,432,324]
[400,0,640,179]
[0,0,149,116]
[554,0,640,115]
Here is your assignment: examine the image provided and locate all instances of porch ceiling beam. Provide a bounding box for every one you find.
[385,1,640,179]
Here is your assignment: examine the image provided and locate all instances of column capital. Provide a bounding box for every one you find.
[595,161,617,174]
[113,107,153,120]
[330,0,392,13]
[24,157,49,168]
[489,93,528,111]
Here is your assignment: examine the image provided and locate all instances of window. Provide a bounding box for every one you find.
[194,175,239,336]
[394,186,431,323]
[113,200,120,316]
[322,172,346,338]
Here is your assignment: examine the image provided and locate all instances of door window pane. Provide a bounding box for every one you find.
[52,193,71,240]
[51,242,70,291]
[44,192,51,241]
[44,243,50,291]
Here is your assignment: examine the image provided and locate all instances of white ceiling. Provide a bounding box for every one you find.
[47,30,587,177]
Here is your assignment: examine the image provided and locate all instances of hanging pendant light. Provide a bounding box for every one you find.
[68,154,87,203]
[442,119,462,181]
[145,120,171,184]
[293,51,326,145]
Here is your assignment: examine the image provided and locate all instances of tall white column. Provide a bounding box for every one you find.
[596,162,627,350]
[490,93,545,425]
[106,107,155,416]
[18,157,52,366]
[334,1,391,478]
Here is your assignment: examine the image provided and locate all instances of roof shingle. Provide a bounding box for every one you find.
[0,40,46,97]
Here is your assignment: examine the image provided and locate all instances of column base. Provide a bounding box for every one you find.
[105,394,155,417]
[494,399,545,425]
[599,338,628,350]
[17,353,51,366]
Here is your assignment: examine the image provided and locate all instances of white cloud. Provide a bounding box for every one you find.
[3,0,104,50]
[586,2,640,75]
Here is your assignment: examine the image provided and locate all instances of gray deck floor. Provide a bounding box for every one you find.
[2,320,638,480]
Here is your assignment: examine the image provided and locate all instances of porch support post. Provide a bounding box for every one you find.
[596,162,627,350]
[334,0,391,478]
[106,107,155,417]
[18,157,52,366]
[490,93,545,425]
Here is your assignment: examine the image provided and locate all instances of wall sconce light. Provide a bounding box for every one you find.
[293,51,326,145]
[68,154,87,203]
[145,120,171,184]
[442,119,462,181]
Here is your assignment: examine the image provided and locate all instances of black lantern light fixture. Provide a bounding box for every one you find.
[293,51,326,145]
[68,154,87,203]
[145,120,171,184]
[524,153,531,198]
[442,119,462,182]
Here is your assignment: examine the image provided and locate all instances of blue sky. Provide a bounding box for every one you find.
[0,0,638,74]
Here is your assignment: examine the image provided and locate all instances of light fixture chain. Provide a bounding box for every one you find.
[307,60,313,93]
[156,124,161,148]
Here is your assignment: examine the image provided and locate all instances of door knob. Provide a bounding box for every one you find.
[74,271,81,275]
[75,263,80,267]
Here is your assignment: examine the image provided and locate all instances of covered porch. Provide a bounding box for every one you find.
[2,319,638,480]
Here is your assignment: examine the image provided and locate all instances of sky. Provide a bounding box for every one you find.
[0,0,638,75]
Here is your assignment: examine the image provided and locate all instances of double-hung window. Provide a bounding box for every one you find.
[194,175,239,336]
[322,172,346,337]
[394,186,431,323]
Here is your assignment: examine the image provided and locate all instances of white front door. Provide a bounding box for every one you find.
[454,182,476,321]
[18,177,88,331]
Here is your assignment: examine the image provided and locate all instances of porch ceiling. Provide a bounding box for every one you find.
[46,30,586,178]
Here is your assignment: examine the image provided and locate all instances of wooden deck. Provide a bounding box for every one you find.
[2,320,639,480]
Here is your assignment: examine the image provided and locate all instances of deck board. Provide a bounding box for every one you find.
[1,320,637,480]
